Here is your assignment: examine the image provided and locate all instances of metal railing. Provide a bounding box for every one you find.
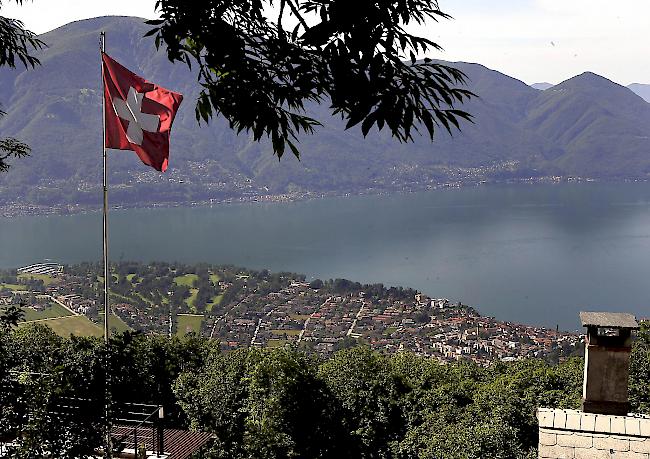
[112,403,165,457]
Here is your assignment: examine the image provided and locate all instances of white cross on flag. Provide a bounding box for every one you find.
[102,53,183,172]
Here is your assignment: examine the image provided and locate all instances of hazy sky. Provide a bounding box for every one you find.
[2,0,648,85]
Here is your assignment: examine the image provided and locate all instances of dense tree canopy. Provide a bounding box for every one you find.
[1,322,647,458]
[148,0,473,158]
[0,0,43,172]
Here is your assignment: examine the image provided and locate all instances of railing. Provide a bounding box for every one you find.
[112,403,165,457]
[2,373,166,457]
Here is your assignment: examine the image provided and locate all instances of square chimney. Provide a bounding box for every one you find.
[580,311,639,416]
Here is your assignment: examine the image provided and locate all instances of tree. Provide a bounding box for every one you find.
[0,0,44,172]
[630,322,650,414]
[175,347,351,459]
[318,346,408,458]
[148,0,473,158]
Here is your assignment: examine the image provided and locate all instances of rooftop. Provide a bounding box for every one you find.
[579,311,639,329]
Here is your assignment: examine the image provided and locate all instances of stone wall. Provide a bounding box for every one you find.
[538,408,650,458]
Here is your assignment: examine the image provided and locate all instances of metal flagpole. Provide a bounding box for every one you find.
[100,30,113,459]
[101,32,109,343]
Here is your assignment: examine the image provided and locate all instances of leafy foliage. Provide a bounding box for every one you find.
[0,0,43,172]
[0,119,31,172]
[0,1,45,69]
[1,324,650,457]
[630,321,650,414]
[0,325,218,456]
[148,0,473,158]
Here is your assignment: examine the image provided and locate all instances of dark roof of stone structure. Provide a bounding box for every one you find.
[579,311,639,329]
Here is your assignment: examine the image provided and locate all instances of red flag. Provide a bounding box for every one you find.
[102,53,183,172]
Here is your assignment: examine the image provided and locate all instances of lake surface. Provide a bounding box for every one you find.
[2,182,650,330]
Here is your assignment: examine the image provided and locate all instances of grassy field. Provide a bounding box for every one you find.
[110,291,155,308]
[134,292,154,306]
[110,292,138,305]
[384,326,398,336]
[18,273,56,286]
[22,303,72,321]
[271,329,302,337]
[98,313,132,334]
[267,339,288,348]
[19,316,103,337]
[176,314,203,336]
[126,273,138,283]
[206,294,223,313]
[174,274,198,287]
[209,273,221,285]
[187,289,199,308]
[0,283,27,291]
[289,314,311,321]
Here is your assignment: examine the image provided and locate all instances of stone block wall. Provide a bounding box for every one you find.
[538,408,650,458]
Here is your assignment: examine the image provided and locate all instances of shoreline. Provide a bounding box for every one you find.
[0,175,624,219]
[2,178,648,331]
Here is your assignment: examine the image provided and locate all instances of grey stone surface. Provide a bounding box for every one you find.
[538,409,650,459]
[579,311,639,329]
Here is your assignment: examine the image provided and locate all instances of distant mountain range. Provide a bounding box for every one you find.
[1,16,650,212]
[531,82,554,90]
[532,82,650,102]
[628,83,650,103]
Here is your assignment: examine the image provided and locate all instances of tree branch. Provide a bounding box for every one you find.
[278,0,286,36]
[284,0,308,31]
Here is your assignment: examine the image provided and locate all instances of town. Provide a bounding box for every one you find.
[0,261,583,364]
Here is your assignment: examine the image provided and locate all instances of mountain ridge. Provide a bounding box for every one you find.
[629,83,650,103]
[0,16,649,212]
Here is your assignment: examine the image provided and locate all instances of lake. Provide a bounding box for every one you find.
[2,182,650,330]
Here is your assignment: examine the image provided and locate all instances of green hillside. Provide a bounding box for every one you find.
[1,16,650,211]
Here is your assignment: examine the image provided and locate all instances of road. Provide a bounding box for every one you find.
[297,297,332,344]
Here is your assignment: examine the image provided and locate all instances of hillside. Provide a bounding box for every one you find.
[1,16,650,212]
[629,83,650,103]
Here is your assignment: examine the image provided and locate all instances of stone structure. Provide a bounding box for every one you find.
[580,312,639,415]
[538,408,650,458]
[538,311,644,458]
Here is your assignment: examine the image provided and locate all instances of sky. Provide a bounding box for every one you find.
[1,0,649,85]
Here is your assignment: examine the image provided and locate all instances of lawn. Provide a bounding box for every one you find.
[267,339,288,348]
[134,292,155,306]
[110,292,141,305]
[0,283,27,291]
[126,273,139,283]
[209,273,221,285]
[289,314,311,321]
[271,329,302,337]
[176,314,203,336]
[97,274,119,283]
[186,288,199,310]
[206,294,223,313]
[18,273,56,286]
[98,313,132,334]
[174,274,198,287]
[19,316,103,338]
[384,326,398,336]
[22,303,72,321]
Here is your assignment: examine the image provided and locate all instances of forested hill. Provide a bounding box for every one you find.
[1,16,650,211]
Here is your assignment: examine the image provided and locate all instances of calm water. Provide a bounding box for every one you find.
[2,182,650,329]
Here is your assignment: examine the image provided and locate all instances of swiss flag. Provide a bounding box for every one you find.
[102,53,183,172]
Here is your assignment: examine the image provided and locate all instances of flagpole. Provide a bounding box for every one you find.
[101,32,109,343]
[100,30,113,459]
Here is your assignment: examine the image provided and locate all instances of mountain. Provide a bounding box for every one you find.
[524,73,650,176]
[1,16,650,211]
[628,83,650,103]
[531,82,554,90]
